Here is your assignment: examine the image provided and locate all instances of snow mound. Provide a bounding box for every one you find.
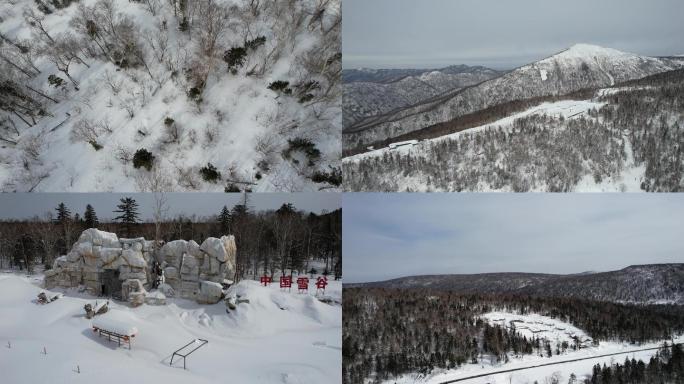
[220,280,340,334]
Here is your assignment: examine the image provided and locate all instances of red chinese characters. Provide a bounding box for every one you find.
[315,276,328,293]
[280,276,292,289]
[296,277,309,293]
[260,275,272,286]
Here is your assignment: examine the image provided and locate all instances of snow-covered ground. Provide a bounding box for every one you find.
[383,311,683,384]
[0,0,341,192]
[0,272,341,384]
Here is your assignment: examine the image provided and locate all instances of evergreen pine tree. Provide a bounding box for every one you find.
[113,197,140,237]
[54,203,71,225]
[84,204,99,229]
[53,202,73,251]
[218,205,231,235]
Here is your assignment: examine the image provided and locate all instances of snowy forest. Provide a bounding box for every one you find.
[0,197,342,279]
[586,344,684,384]
[342,288,684,384]
[0,0,341,192]
[343,69,684,192]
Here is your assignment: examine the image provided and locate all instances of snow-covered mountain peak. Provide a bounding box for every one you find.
[560,43,631,59]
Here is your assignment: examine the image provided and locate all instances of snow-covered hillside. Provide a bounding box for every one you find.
[344,67,684,192]
[0,0,341,192]
[343,44,684,151]
[385,311,683,384]
[342,65,500,129]
[0,273,341,383]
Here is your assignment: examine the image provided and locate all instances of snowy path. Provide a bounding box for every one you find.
[439,343,681,383]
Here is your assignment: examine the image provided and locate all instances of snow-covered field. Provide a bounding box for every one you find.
[384,311,683,384]
[0,273,341,384]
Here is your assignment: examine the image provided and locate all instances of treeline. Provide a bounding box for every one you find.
[344,76,684,192]
[584,343,684,384]
[0,198,341,280]
[342,288,684,384]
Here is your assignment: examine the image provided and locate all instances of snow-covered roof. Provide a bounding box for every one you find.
[92,316,138,336]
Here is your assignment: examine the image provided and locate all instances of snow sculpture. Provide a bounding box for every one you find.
[45,229,153,301]
[160,235,236,300]
[45,229,237,305]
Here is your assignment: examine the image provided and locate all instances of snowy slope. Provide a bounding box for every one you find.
[0,0,341,192]
[0,273,342,384]
[343,44,684,150]
[344,98,625,192]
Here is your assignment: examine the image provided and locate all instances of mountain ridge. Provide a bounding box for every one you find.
[348,263,684,304]
[343,64,501,129]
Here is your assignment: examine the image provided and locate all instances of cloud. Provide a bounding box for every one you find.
[343,0,684,69]
[343,194,684,283]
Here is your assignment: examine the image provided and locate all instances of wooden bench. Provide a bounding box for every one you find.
[91,317,138,350]
[92,327,134,349]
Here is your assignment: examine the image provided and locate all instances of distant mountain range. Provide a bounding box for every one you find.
[343,65,502,129]
[343,44,684,151]
[342,64,503,83]
[348,264,684,305]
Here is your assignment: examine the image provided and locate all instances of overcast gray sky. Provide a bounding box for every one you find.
[0,193,340,221]
[343,194,684,283]
[343,0,684,69]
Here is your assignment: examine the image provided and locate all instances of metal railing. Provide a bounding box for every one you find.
[170,339,209,370]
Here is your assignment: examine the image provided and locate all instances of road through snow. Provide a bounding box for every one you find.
[439,343,682,383]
